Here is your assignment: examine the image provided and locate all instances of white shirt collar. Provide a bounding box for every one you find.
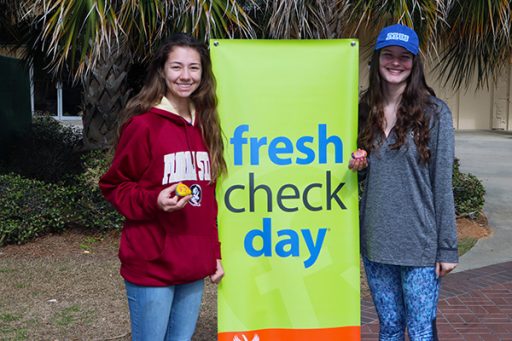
[155,96,196,124]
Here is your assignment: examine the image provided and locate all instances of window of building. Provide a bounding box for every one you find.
[30,64,82,121]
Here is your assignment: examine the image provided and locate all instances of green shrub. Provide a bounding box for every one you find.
[452,158,486,217]
[0,174,77,245]
[0,121,125,245]
[72,150,123,231]
[78,149,113,189]
[0,116,83,184]
[0,151,123,245]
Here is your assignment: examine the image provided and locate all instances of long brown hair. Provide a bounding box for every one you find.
[359,50,436,164]
[117,33,226,181]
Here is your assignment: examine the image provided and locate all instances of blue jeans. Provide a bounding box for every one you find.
[125,279,204,341]
[363,257,440,341]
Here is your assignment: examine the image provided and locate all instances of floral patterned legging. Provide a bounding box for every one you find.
[363,257,440,341]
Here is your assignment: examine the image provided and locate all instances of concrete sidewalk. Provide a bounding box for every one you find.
[454,131,512,272]
[361,130,512,340]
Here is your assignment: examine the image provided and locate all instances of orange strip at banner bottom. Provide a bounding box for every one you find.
[218,326,360,341]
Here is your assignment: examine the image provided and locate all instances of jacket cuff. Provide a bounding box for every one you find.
[436,247,459,263]
[215,241,222,259]
[146,188,161,215]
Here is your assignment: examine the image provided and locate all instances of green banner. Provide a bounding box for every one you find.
[212,39,360,341]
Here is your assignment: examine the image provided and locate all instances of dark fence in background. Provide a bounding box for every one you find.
[0,56,31,160]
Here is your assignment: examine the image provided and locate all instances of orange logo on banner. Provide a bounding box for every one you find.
[233,335,260,341]
[219,326,360,341]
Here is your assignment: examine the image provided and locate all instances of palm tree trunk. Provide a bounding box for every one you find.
[81,45,131,149]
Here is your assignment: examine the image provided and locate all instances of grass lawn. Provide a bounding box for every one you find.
[0,216,490,340]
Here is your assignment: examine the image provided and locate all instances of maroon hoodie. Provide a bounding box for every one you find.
[99,104,220,286]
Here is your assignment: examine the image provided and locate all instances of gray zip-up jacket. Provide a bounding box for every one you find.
[360,97,459,266]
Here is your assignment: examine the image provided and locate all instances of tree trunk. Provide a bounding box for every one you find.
[81,45,131,150]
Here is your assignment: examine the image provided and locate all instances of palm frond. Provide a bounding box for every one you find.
[25,0,257,79]
[342,0,444,55]
[118,0,171,60]
[170,0,257,40]
[264,0,336,39]
[27,0,122,79]
[435,0,511,90]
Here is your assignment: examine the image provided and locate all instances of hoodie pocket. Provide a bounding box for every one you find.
[120,220,166,262]
[157,234,217,283]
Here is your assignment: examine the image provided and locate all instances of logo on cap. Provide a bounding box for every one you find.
[386,32,409,42]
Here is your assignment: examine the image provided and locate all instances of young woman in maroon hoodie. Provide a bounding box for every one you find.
[99,33,226,341]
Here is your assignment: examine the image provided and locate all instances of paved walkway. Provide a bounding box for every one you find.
[453,131,512,272]
[361,131,512,340]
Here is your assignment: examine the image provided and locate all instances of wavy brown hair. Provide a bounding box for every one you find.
[117,33,226,181]
[359,51,436,164]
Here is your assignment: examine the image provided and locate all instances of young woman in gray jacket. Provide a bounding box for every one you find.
[349,24,458,341]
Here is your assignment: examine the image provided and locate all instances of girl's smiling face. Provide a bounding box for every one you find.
[163,46,202,102]
[378,46,413,86]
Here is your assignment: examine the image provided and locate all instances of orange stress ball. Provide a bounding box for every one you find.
[175,183,192,197]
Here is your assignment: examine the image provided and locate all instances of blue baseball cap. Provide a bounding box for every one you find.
[375,24,419,55]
